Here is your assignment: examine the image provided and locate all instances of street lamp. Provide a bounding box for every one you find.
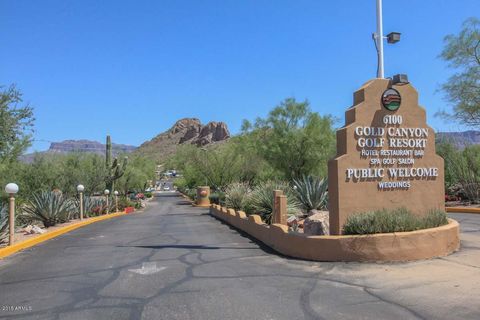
[104,189,110,214]
[114,190,119,212]
[372,0,401,78]
[5,183,19,246]
[386,32,401,44]
[77,184,85,221]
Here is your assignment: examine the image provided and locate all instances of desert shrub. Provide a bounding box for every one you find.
[115,155,157,197]
[440,144,480,202]
[343,208,448,235]
[72,195,103,218]
[292,176,328,212]
[91,205,103,216]
[117,198,136,210]
[90,199,116,215]
[86,197,107,216]
[104,199,117,214]
[248,181,300,224]
[209,191,225,205]
[184,189,197,201]
[173,177,189,192]
[22,191,74,227]
[167,143,256,191]
[0,203,7,244]
[224,182,251,211]
[72,196,106,217]
[420,209,449,229]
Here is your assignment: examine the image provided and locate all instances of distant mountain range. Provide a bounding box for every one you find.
[48,140,137,154]
[22,126,471,164]
[20,140,137,163]
[436,130,480,148]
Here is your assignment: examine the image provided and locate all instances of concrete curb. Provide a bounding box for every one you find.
[210,204,460,262]
[446,207,480,214]
[0,211,133,260]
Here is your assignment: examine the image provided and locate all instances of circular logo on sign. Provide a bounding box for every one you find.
[382,88,401,111]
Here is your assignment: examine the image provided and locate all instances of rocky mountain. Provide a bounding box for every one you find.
[20,140,137,163]
[136,118,230,161]
[436,130,480,148]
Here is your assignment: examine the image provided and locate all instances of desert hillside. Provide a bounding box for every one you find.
[134,118,230,162]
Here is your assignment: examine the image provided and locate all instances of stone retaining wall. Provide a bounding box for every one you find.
[210,205,460,262]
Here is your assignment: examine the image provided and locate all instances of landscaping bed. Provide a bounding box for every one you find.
[210,204,460,262]
[0,215,105,249]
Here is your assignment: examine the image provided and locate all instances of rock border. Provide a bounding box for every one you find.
[210,205,460,262]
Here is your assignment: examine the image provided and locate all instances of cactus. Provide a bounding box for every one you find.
[105,135,128,192]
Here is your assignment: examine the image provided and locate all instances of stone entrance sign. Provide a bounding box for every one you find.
[328,79,444,235]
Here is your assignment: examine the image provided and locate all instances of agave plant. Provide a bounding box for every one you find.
[224,182,251,211]
[292,176,328,212]
[0,203,8,244]
[22,191,74,227]
[248,181,300,224]
[88,197,115,216]
[73,196,105,217]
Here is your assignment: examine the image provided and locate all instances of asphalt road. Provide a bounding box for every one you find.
[0,193,479,320]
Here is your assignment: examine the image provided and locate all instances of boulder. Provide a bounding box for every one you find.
[286,215,298,226]
[23,225,34,234]
[179,125,201,144]
[303,210,329,235]
[170,118,202,134]
[32,225,46,234]
[196,122,230,146]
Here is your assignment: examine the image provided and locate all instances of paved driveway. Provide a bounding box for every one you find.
[0,193,478,319]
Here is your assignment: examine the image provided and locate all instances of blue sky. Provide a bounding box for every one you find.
[1,0,479,152]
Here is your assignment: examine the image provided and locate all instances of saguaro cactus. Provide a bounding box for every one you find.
[105,135,128,192]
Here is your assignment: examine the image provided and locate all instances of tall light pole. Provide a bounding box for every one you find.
[104,189,110,214]
[114,190,119,212]
[375,0,384,78]
[373,0,401,78]
[5,183,19,246]
[77,184,85,221]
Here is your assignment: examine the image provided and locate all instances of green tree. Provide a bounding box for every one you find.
[228,135,278,184]
[167,144,249,191]
[436,140,459,190]
[195,144,248,190]
[12,153,108,197]
[116,155,156,195]
[0,85,34,162]
[439,18,480,127]
[243,98,335,180]
[166,144,205,188]
[437,141,480,202]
